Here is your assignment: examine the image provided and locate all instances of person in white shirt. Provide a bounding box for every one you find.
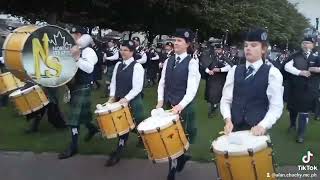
[105,40,145,167]
[103,39,120,84]
[284,35,320,143]
[58,27,99,159]
[132,37,147,64]
[156,29,201,180]
[220,28,283,136]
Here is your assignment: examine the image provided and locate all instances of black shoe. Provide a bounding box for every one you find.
[167,168,176,180]
[176,155,191,172]
[58,148,78,159]
[296,136,304,143]
[84,128,99,142]
[287,126,296,133]
[105,151,121,167]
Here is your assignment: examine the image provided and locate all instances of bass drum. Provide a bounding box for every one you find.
[2,25,77,87]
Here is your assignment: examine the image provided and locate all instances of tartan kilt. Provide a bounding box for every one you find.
[67,86,92,126]
[129,94,145,125]
[164,101,197,144]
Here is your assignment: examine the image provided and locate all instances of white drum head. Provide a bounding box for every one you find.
[212,130,270,156]
[95,102,126,114]
[137,111,178,134]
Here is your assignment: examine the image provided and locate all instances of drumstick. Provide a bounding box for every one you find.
[218,131,225,135]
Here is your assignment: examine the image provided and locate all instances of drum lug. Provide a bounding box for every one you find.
[248,148,254,156]
[183,148,187,153]
[266,140,273,147]
[223,151,229,159]
[140,130,145,135]
[108,110,112,114]
[156,127,160,132]
[172,120,177,124]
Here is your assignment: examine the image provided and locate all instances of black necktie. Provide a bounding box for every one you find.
[245,65,254,81]
[174,56,181,68]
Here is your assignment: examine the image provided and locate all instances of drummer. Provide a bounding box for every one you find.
[156,28,201,180]
[105,40,145,167]
[220,28,284,135]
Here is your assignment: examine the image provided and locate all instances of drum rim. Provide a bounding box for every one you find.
[95,103,127,114]
[9,85,40,97]
[0,72,12,76]
[149,143,190,163]
[137,116,179,134]
[211,130,271,156]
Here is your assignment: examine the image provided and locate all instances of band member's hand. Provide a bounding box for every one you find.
[299,70,311,77]
[251,125,266,136]
[70,46,81,60]
[308,67,320,73]
[224,118,233,135]
[156,100,163,108]
[171,104,183,114]
[212,68,221,73]
[107,96,115,103]
[208,70,214,75]
[119,98,128,105]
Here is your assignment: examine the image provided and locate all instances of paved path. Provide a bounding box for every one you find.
[0,151,318,180]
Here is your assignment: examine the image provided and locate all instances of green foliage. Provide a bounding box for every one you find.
[0,0,310,48]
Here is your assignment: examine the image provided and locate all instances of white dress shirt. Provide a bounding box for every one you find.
[76,47,98,74]
[158,52,201,108]
[135,46,147,64]
[220,59,284,130]
[151,53,160,61]
[104,47,119,61]
[205,65,232,73]
[284,51,311,76]
[109,57,145,101]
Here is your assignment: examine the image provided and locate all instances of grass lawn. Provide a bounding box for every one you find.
[0,81,319,166]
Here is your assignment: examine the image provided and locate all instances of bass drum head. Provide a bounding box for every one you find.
[22,25,77,87]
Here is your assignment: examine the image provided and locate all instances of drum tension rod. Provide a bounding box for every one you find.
[266,140,278,172]
[248,149,258,180]
[157,127,171,161]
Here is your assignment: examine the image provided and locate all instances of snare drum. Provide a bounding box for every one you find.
[137,111,189,163]
[95,102,135,139]
[9,85,49,115]
[211,130,275,180]
[0,72,25,95]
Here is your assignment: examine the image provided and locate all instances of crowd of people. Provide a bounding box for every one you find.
[0,24,319,180]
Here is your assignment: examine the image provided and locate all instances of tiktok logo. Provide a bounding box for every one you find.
[302,151,314,164]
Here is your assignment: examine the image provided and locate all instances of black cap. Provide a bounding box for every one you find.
[71,26,87,34]
[121,40,136,52]
[303,37,316,43]
[244,28,268,42]
[132,37,140,42]
[165,42,174,48]
[175,28,194,43]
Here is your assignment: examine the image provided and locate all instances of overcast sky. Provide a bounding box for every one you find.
[288,0,320,26]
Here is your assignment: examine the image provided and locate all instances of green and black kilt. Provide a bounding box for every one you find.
[164,101,197,144]
[67,85,92,127]
[129,94,145,125]
[116,94,145,126]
